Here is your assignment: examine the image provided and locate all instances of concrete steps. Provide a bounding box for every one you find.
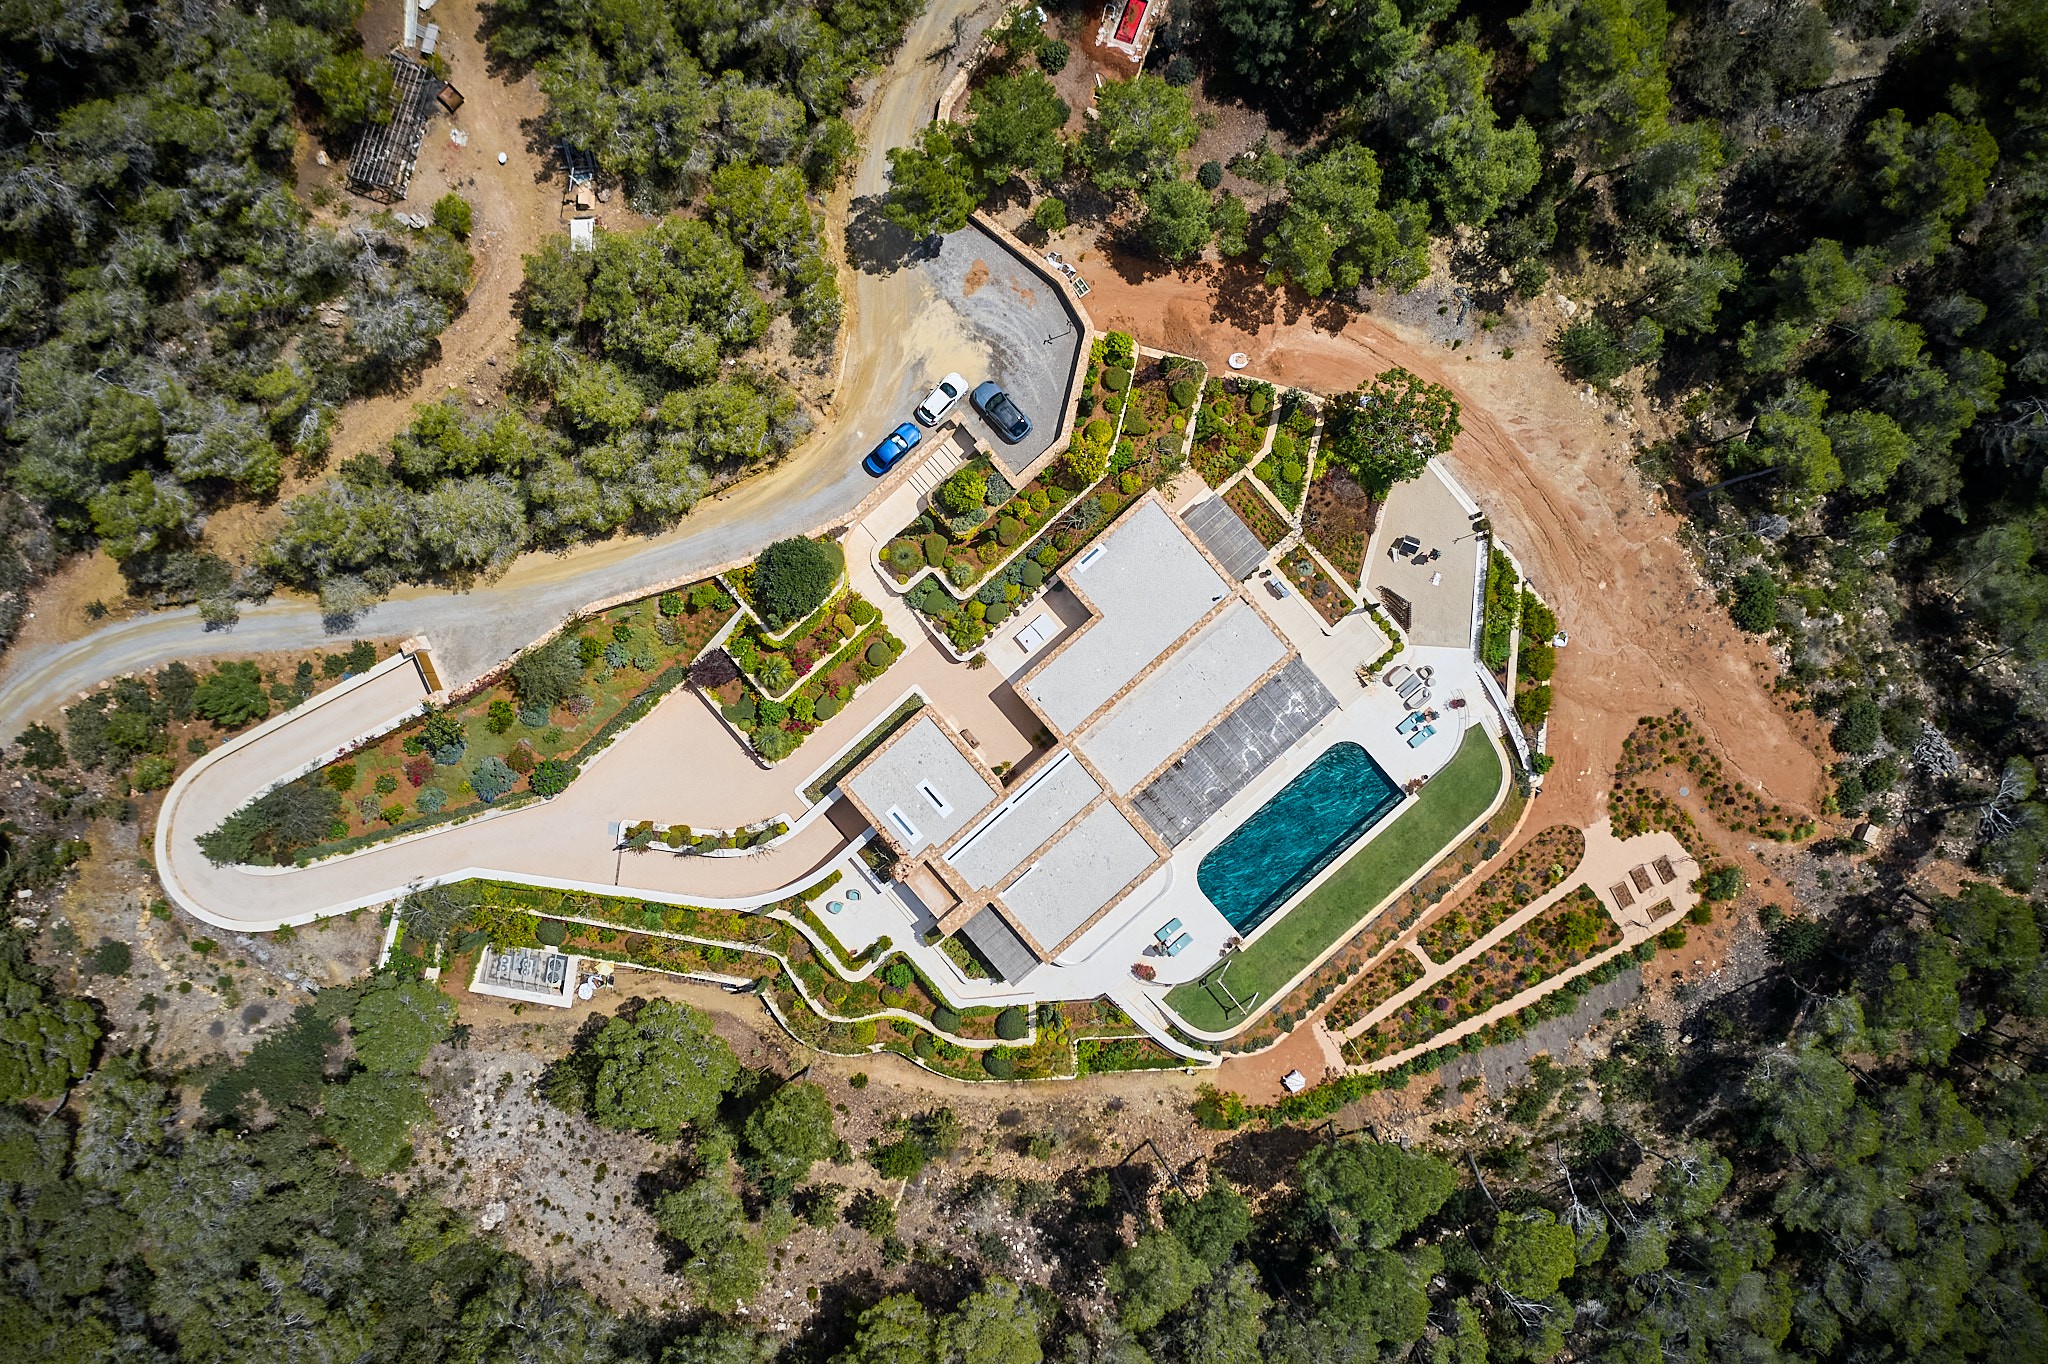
[905,427,971,501]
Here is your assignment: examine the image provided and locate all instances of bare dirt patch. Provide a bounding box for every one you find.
[962,259,992,296]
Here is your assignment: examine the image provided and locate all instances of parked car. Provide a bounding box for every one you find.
[970,381,1032,444]
[914,371,968,425]
[862,421,922,477]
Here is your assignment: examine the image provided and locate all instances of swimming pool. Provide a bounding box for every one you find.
[1196,742,1403,935]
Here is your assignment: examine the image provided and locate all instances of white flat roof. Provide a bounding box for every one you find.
[843,714,997,854]
[1000,802,1157,949]
[1023,500,1226,733]
[1077,600,1287,793]
[945,750,1101,889]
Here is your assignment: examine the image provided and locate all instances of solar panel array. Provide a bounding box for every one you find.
[1131,658,1338,846]
[1183,496,1268,581]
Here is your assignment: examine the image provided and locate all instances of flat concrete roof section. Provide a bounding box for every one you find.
[1023,500,1226,733]
[960,906,1040,983]
[946,750,1101,889]
[841,714,998,855]
[1078,601,1287,794]
[1133,658,1340,846]
[1002,802,1158,949]
[1184,496,1268,580]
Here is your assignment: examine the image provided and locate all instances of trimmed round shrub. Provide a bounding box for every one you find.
[865,640,896,668]
[1019,560,1045,588]
[922,532,949,565]
[1038,39,1070,74]
[997,516,1023,547]
[754,537,844,628]
[1170,378,1198,408]
[888,541,920,572]
[985,602,1010,625]
[1197,160,1223,189]
[815,694,841,720]
[535,918,567,947]
[1280,459,1303,484]
[912,1031,936,1060]
[1083,417,1113,446]
[982,1049,1017,1079]
[995,1006,1027,1041]
[1272,432,1296,460]
[931,1005,961,1033]
[1102,366,1131,391]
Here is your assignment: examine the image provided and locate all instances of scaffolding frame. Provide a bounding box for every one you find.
[348,53,443,204]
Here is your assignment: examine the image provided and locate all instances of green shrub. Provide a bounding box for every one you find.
[1020,560,1045,588]
[1169,378,1198,409]
[922,532,949,565]
[865,640,895,668]
[936,467,988,516]
[997,516,1023,547]
[754,538,844,628]
[888,541,921,572]
[753,725,800,762]
[327,764,358,792]
[1101,333,1135,368]
[530,758,575,798]
[995,1006,1027,1041]
[1515,684,1553,729]
[1196,160,1223,190]
[985,602,1010,625]
[535,917,567,946]
[1033,196,1067,232]
[133,754,176,791]
[1083,417,1113,445]
[1730,569,1778,633]
[1280,459,1303,484]
[931,1005,961,1033]
[1272,432,1296,460]
[431,192,473,238]
[1103,367,1131,391]
[982,1049,1017,1079]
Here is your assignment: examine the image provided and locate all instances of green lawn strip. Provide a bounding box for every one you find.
[802,694,925,802]
[1166,726,1506,1033]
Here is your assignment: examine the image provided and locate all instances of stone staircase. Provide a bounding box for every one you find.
[905,426,972,501]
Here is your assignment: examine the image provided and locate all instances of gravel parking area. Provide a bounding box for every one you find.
[919,227,1080,478]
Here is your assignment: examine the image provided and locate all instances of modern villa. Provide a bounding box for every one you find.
[834,484,1498,1022]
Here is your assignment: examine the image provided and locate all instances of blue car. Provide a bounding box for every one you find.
[862,421,922,477]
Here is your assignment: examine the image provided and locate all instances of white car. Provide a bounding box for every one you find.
[914,372,968,426]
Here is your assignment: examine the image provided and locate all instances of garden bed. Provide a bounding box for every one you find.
[879,456,1058,590]
[1281,547,1354,626]
[1124,350,1204,473]
[1341,885,1621,1064]
[1301,462,1378,586]
[1321,947,1426,1033]
[1250,390,1320,514]
[1413,823,1587,962]
[1166,726,1506,1034]
[1480,547,1519,683]
[1222,478,1290,550]
[700,610,906,764]
[1613,709,1813,843]
[284,584,736,855]
[1191,376,1275,488]
[1513,588,1558,738]
[725,590,880,700]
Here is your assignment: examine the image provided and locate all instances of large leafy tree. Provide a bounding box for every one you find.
[884,124,978,239]
[967,72,1068,186]
[1081,76,1200,193]
[1320,368,1461,493]
[1263,141,1430,295]
[751,536,844,628]
[587,1000,740,1137]
[741,1079,837,1188]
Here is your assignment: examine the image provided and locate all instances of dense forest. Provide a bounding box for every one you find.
[4,857,2046,1361]
[0,0,475,635]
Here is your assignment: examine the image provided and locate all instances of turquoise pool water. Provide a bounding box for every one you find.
[1197,742,1403,934]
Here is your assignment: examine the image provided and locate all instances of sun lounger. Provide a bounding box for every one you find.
[1155,917,1183,943]
[1398,676,1425,701]
[1407,724,1435,748]
[1397,712,1423,735]
[1165,932,1193,957]
[1384,665,1413,689]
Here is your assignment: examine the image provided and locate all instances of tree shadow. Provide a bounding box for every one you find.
[845,196,925,276]
[1100,233,1179,286]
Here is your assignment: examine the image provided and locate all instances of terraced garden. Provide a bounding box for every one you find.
[1251,393,1319,513]
[697,596,905,763]
[1413,823,1586,961]
[1301,462,1378,585]
[1615,709,1815,842]
[1321,947,1426,1032]
[1341,884,1621,1065]
[1192,377,1275,487]
[1222,478,1290,549]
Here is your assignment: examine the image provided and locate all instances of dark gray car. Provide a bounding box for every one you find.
[970,380,1032,444]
